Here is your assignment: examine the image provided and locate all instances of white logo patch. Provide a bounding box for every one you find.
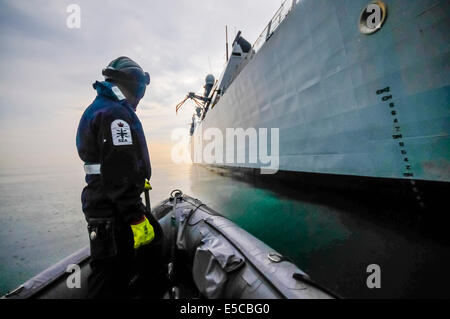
[111,86,126,101]
[111,120,133,146]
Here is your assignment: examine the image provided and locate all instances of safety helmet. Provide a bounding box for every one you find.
[102,56,150,102]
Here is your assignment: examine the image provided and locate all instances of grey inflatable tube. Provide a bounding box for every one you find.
[157,193,335,299]
[2,192,336,299]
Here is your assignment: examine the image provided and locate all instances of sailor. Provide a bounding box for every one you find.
[76,57,165,299]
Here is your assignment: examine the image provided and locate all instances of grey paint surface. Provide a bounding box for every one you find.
[194,0,450,182]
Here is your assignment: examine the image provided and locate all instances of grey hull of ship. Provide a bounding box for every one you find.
[193,0,450,183]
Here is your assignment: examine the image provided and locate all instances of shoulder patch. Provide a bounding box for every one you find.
[111,86,126,101]
[111,120,133,146]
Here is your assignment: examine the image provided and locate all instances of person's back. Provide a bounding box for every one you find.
[76,57,165,299]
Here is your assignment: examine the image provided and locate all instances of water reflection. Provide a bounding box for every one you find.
[1,158,449,298]
[186,164,450,298]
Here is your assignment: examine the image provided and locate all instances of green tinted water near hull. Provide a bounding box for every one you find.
[211,186,351,265]
[189,165,450,298]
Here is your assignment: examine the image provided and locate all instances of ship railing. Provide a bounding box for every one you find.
[251,0,299,54]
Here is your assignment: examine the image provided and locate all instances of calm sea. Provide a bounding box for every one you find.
[1,155,449,298]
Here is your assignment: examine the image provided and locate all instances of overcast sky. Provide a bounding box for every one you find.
[0,0,281,169]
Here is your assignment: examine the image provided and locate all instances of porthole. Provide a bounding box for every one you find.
[359,1,387,35]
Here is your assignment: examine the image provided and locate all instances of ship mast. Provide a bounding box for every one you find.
[225,25,229,62]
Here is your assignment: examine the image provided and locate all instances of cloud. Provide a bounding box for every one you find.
[0,0,282,169]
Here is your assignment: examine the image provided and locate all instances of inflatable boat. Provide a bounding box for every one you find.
[2,191,336,299]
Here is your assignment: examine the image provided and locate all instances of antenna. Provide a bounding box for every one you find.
[225,25,229,62]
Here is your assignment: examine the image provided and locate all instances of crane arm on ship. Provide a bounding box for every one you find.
[175,74,216,115]
[175,92,210,115]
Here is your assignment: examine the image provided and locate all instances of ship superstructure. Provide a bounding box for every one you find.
[178,0,450,208]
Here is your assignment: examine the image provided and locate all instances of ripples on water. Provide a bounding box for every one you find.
[1,158,449,298]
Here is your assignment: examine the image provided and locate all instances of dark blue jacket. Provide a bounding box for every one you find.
[76,81,151,224]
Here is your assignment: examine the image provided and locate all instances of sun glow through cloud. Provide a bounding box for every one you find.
[0,0,281,169]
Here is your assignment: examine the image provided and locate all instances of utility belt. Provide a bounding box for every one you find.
[85,163,114,260]
[87,217,119,260]
[84,164,101,175]
[84,163,158,260]
[87,215,162,261]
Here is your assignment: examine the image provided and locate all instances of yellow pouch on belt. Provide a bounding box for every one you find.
[130,217,155,249]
